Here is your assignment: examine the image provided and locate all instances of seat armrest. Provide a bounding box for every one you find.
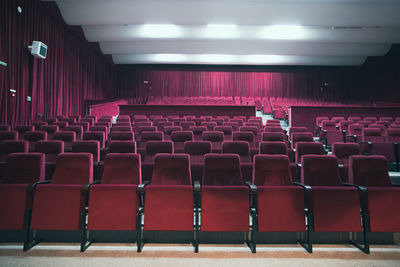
[27,180,51,192]
[82,180,100,194]
[293,181,311,192]
[342,182,367,192]
[245,181,257,193]
[137,181,150,192]
[358,141,371,146]
[193,180,201,192]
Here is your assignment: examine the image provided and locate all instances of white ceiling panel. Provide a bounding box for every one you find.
[43,0,400,66]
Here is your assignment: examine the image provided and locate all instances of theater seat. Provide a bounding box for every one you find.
[35,140,64,180]
[332,142,361,182]
[0,153,45,247]
[349,155,400,233]
[295,142,325,164]
[200,154,254,252]
[139,154,196,252]
[202,131,224,153]
[87,153,142,250]
[141,141,174,181]
[28,153,94,252]
[253,154,311,252]
[301,155,369,253]
[171,131,193,153]
[222,141,252,182]
[184,141,212,182]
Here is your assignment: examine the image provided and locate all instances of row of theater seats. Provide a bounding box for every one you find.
[1,152,399,253]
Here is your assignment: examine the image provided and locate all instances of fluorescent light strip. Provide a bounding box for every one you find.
[139,24,182,38]
[207,24,237,29]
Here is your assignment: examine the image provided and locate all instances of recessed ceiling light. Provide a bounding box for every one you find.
[139,24,182,38]
[207,24,238,29]
[262,25,304,40]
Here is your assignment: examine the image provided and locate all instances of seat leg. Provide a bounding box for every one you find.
[80,207,91,252]
[299,209,313,253]
[349,211,370,254]
[23,210,40,252]
[137,208,144,252]
[193,207,200,253]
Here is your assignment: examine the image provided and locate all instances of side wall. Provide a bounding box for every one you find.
[0,0,116,126]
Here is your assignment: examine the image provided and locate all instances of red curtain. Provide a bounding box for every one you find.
[0,0,115,126]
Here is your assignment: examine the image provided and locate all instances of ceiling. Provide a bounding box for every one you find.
[44,0,400,66]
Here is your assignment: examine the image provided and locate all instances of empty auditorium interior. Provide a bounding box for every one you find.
[1,0,400,266]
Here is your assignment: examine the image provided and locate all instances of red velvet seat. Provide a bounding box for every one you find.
[15,125,34,140]
[201,154,253,252]
[35,140,64,180]
[74,122,89,132]
[32,121,48,130]
[387,128,400,143]
[262,132,285,142]
[188,126,207,141]
[222,141,252,182]
[40,125,59,140]
[184,141,212,182]
[348,116,361,123]
[332,142,361,182]
[137,131,163,150]
[259,141,287,155]
[140,154,196,251]
[349,155,400,233]
[0,153,45,235]
[83,131,105,149]
[215,126,233,140]
[111,126,132,132]
[201,122,217,131]
[87,153,141,249]
[171,131,193,153]
[72,140,100,163]
[63,125,84,140]
[233,131,257,150]
[108,141,136,153]
[163,126,183,140]
[109,131,134,142]
[288,127,308,142]
[0,130,18,141]
[81,118,95,126]
[347,124,364,142]
[24,131,48,152]
[157,121,173,132]
[202,131,224,153]
[141,141,174,181]
[301,155,368,253]
[180,121,196,130]
[253,154,311,252]
[291,132,313,149]
[52,131,76,151]
[295,142,325,164]
[29,153,93,251]
[223,122,239,131]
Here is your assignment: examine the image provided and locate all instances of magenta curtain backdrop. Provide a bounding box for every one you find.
[116,67,357,101]
[0,0,115,126]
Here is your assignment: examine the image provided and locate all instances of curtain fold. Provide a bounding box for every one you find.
[0,0,115,126]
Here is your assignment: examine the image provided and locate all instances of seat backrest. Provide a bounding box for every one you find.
[339,120,353,131]
[35,140,64,157]
[321,120,337,131]
[362,128,386,142]
[52,153,93,184]
[331,117,345,123]
[239,126,258,136]
[146,141,174,155]
[214,126,233,136]
[180,121,196,130]
[387,128,400,143]
[316,117,329,126]
[332,142,361,164]
[74,122,89,131]
[138,126,156,134]
[232,131,254,142]
[108,141,136,153]
[301,155,341,186]
[15,125,34,134]
[3,153,45,184]
[295,142,325,164]
[164,126,182,135]
[63,125,83,139]
[203,154,242,186]
[109,131,134,141]
[52,131,76,142]
[171,131,193,143]
[184,141,212,155]
[253,154,292,186]
[201,122,217,131]
[222,141,249,156]
[24,131,47,142]
[40,125,59,134]
[0,131,18,141]
[71,140,100,162]
[223,122,239,131]
[262,132,285,142]
[259,141,287,155]
[0,140,29,155]
[151,154,191,185]
[348,116,361,123]
[264,126,283,133]
[364,116,377,122]
[111,126,132,132]
[157,121,173,131]
[188,126,207,136]
[101,153,141,184]
[32,121,48,130]
[348,124,364,136]
[379,117,393,123]
[141,131,164,142]
[203,131,224,142]
[349,155,391,186]
[291,132,313,148]
[83,131,105,148]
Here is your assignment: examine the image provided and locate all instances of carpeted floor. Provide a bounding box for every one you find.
[1,244,399,267]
